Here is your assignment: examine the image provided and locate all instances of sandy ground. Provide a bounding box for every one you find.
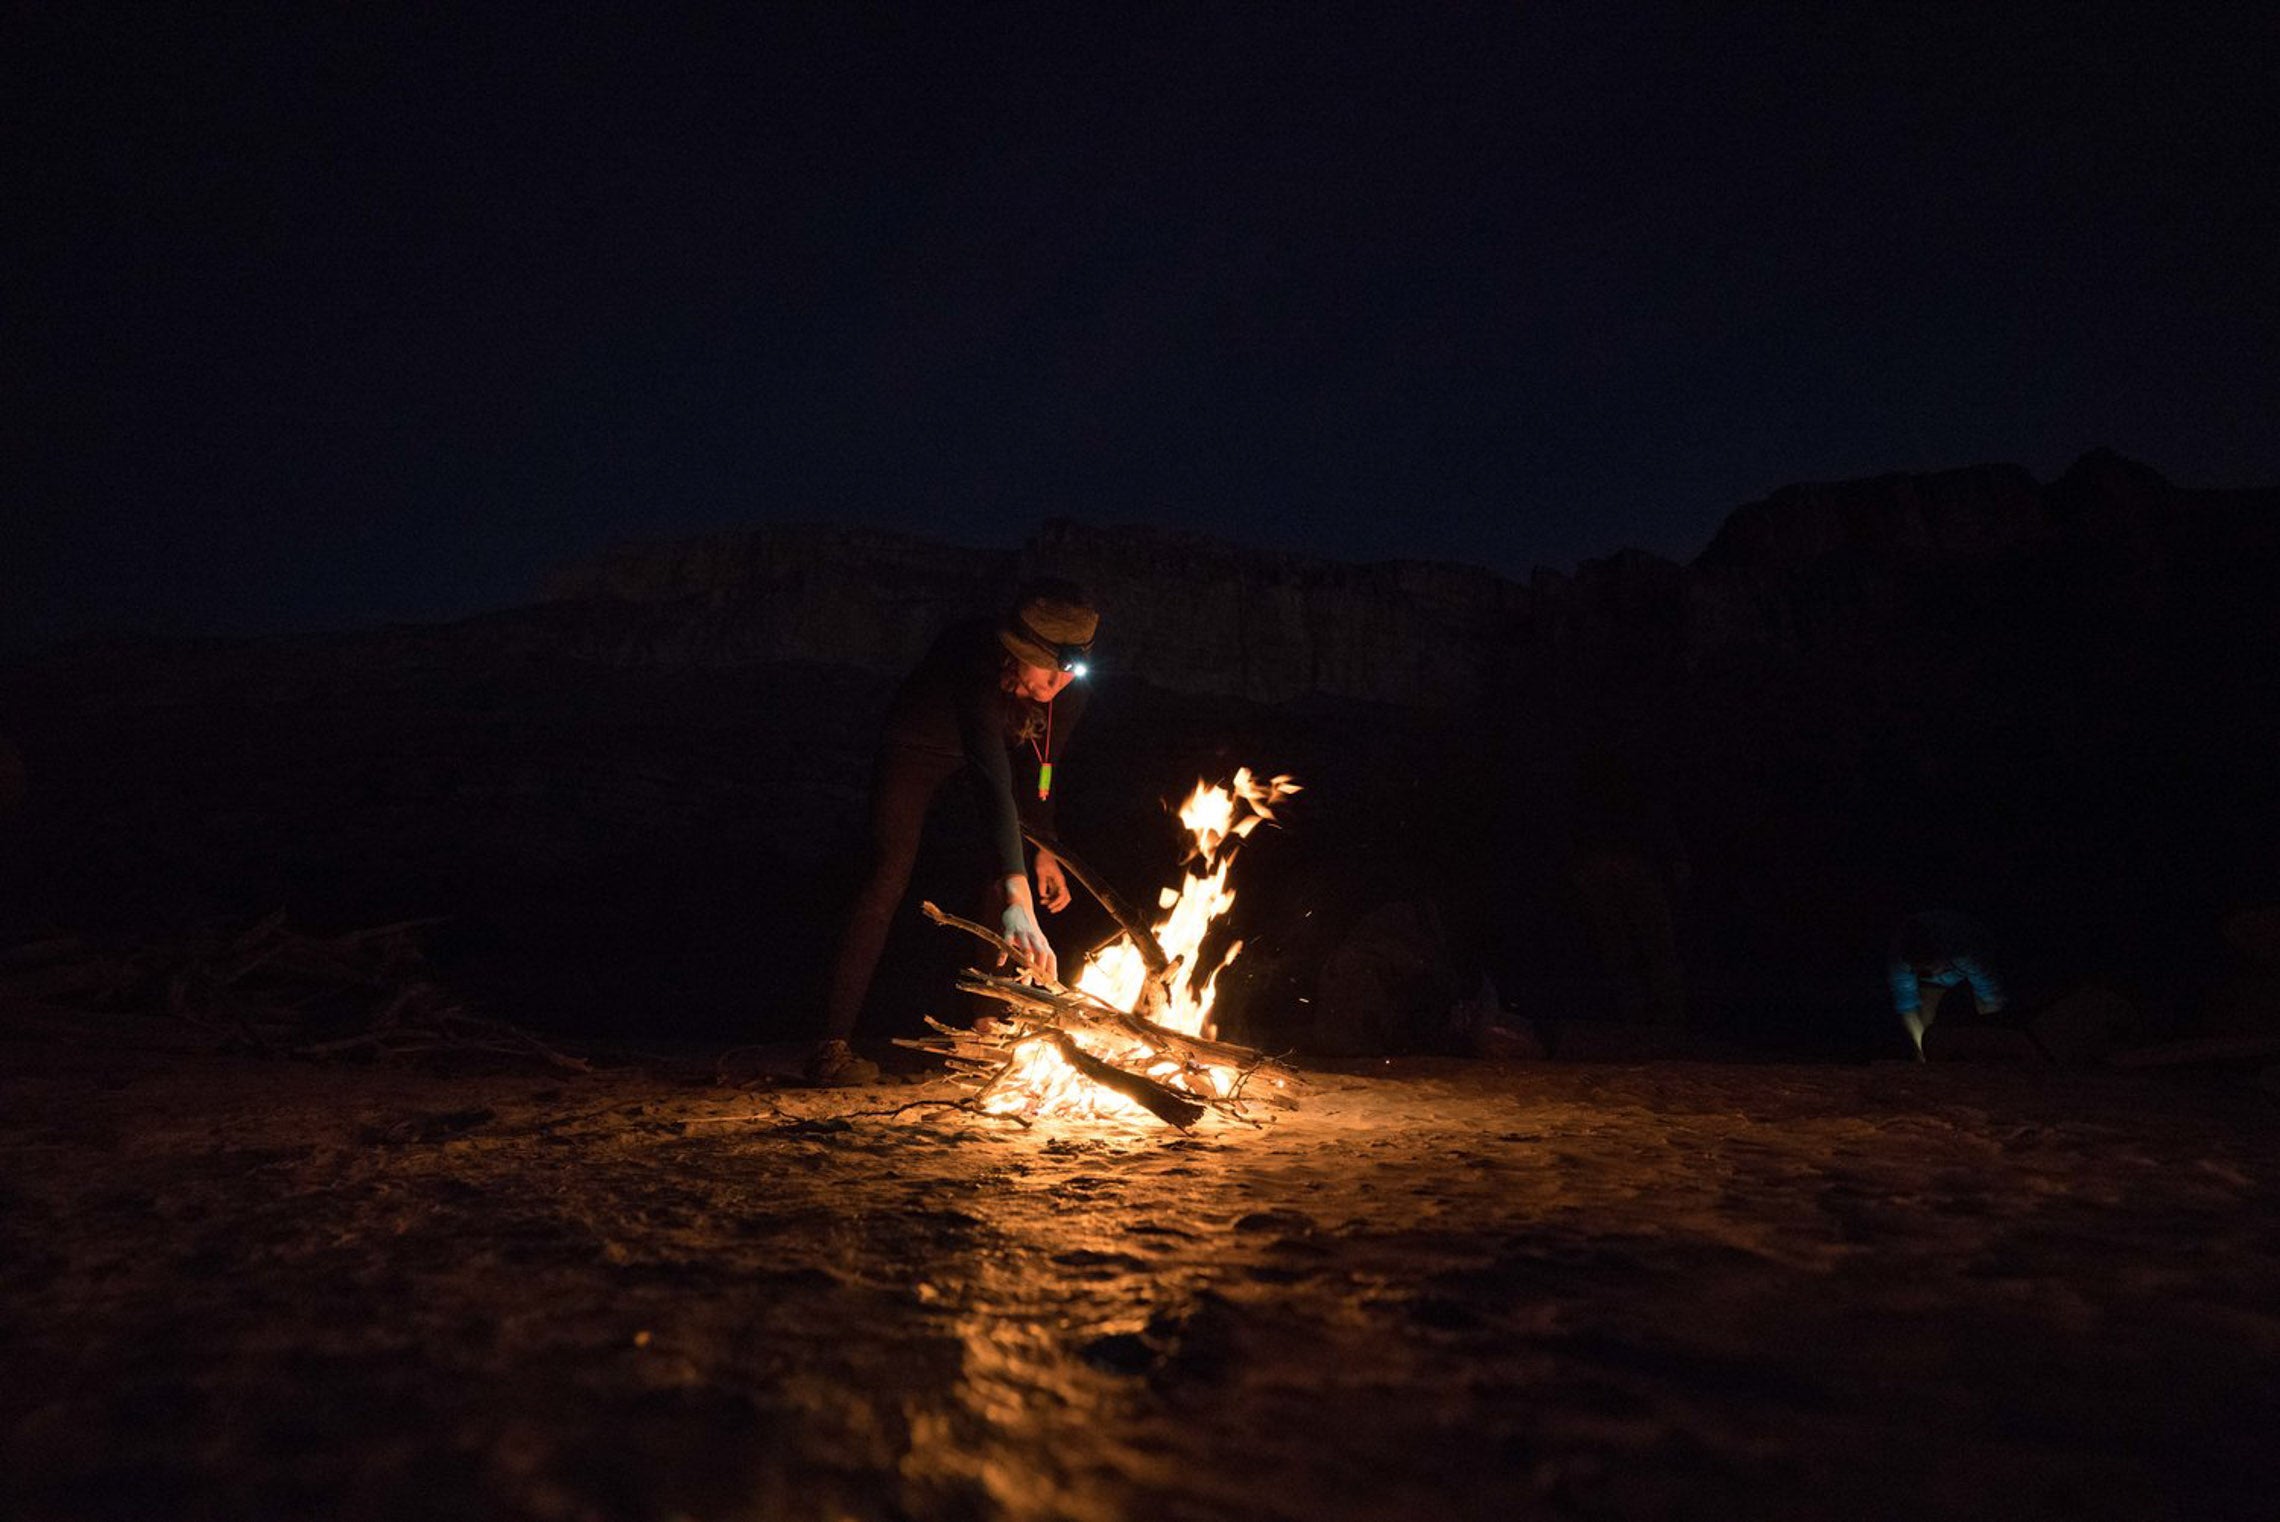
[3,1011,2279,1522]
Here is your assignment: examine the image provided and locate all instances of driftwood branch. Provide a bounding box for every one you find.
[1019,825,1174,1013]
[919,901,1056,986]
[913,835,1306,1130]
[8,913,588,1074]
[909,921,1302,1128]
[1044,1030,1204,1129]
[951,968,1304,1099]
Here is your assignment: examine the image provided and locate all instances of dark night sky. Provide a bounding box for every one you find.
[9,3,2276,652]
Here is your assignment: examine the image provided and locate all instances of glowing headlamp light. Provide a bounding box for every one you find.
[1014,611,1093,678]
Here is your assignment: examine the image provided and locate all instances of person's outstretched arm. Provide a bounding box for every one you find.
[955,683,1058,981]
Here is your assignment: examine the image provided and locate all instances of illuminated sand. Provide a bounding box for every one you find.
[4,1025,2278,1520]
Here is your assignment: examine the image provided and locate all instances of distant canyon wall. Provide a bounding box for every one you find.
[538,450,2269,709]
[5,449,2273,1043]
[538,520,1531,707]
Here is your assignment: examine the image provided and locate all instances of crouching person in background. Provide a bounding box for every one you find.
[1890,909,2006,1060]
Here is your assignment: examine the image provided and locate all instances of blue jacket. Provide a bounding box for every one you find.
[1889,911,2005,1017]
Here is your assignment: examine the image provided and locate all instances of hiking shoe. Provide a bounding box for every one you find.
[803,1039,880,1087]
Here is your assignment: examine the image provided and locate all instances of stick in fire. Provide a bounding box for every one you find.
[899,771,1304,1130]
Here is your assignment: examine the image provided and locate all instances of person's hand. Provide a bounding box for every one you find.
[999,902,1059,984]
[1033,851,1072,914]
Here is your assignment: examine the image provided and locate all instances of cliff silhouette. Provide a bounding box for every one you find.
[4,451,2274,1053]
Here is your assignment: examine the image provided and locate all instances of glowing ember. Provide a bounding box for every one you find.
[973,770,1300,1125]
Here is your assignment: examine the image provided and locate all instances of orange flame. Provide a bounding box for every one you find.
[975,771,1300,1123]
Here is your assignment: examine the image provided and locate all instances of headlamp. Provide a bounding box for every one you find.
[1014,612,1093,678]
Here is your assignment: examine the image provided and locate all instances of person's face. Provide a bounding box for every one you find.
[1009,662,1074,702]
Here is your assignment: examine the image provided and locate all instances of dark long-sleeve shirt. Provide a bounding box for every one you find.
[881,618,1088,877]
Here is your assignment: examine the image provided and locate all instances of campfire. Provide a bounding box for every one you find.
[903,769,1304,1130]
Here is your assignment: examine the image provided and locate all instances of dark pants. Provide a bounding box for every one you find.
[822,742,968,1041]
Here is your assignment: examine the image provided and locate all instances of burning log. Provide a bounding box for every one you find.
[1019,824,1173,1018]
[898,772,1302,1131]
[1042,1029,1205,1129]
[945,965,1303,1106]
[1019,825,1172,974]
[916,902,1300,1074]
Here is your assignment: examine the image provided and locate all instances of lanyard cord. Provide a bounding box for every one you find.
[1028,698,1054,800]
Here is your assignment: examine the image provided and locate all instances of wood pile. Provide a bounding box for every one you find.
[895,899,1304,1132]
[0,911,588,1072]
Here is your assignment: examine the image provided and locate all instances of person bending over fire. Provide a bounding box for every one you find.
[806,579,1098,1085]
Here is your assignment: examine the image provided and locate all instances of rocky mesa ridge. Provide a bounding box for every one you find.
[537,449,2272,707]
